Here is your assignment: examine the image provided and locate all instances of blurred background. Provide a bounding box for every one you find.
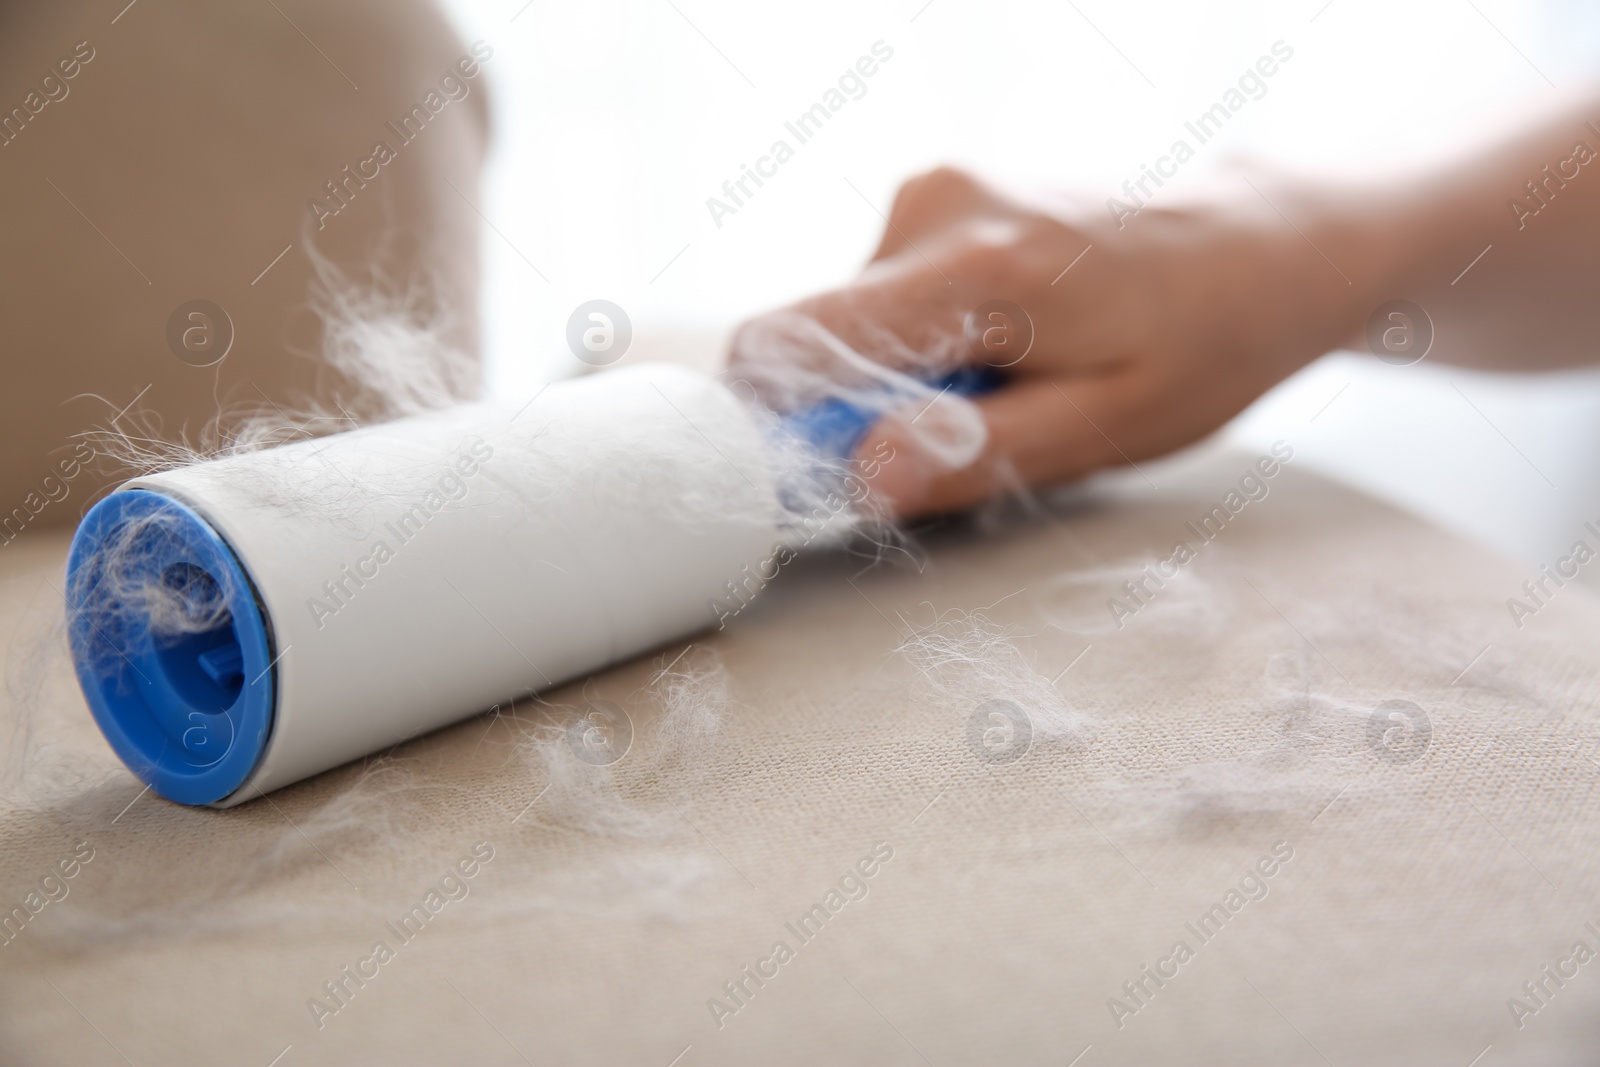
[438,0,1600,574]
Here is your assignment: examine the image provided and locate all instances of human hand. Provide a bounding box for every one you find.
[728,167,1370,517]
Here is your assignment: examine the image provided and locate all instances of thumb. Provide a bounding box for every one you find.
[867,167,1013,263]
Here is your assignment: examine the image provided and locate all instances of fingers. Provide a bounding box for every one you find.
[729,171,1074,390]
[728,253,969,393]
[852,374,1140,518]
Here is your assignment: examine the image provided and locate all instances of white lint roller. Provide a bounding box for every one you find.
[65,363,780,806]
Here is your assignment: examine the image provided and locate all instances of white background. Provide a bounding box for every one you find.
[438,0,1600,570]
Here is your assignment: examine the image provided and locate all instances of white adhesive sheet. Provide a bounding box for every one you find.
[125,363,780,805]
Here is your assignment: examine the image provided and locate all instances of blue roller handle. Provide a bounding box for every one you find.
[782,365,1006,462]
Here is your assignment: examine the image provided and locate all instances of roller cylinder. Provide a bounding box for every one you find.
[67,363,780,806]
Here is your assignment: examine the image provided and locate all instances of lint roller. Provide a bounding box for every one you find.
[66,361,1001,807]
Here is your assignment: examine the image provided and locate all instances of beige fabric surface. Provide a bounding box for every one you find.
[0,0,488,521]
[2,446,1599,1065]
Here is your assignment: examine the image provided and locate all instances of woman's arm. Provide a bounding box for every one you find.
[727,88,1600,518]
[1327,89,1600,370]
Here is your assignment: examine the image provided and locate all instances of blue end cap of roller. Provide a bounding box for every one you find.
[65,490,275,806]
[781,366,1006,461]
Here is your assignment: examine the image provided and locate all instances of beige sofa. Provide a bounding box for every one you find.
[4,442,1597,1066]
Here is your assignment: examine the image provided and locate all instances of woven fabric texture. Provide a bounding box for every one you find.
[2,449,1597,1066]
